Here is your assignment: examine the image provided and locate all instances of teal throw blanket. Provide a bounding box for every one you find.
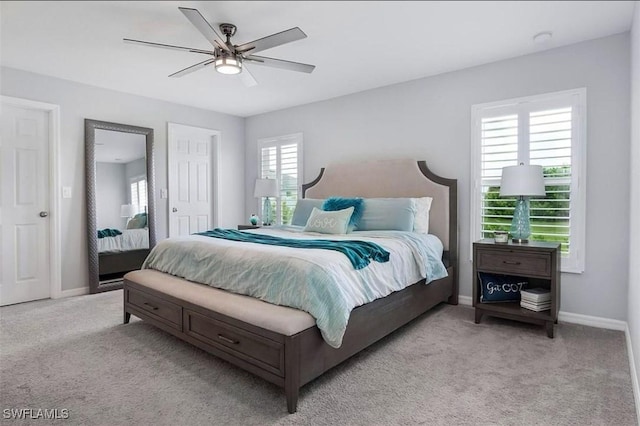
[196,228,390,270]
[97,228,122,239]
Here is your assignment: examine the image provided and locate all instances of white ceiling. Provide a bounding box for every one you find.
[1,1,635,117]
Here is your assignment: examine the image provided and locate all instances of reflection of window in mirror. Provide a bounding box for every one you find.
[130,176,148,215]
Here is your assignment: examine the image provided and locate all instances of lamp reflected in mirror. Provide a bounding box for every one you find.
[120,204,136,228]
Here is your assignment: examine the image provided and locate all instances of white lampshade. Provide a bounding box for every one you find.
[499,164,546,197]
[254,178,279,198]
[120,204,136,218]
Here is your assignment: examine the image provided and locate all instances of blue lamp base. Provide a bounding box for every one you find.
[262,197,272,226]
[510,196,531,243]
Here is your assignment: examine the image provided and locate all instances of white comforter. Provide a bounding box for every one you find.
[98,229,149,253]
[142,226,448,348]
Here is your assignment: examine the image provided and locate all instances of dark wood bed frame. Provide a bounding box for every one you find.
[123,160,458,413]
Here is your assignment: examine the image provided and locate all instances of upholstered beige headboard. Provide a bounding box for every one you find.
[302,159,457,255]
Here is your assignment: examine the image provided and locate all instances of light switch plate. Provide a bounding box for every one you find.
[160,188,168,199]
[62,186,72,198]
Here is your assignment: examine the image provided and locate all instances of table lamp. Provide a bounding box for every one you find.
[254,178,279,225]
[499,163,546,243]
[120,204,136,227]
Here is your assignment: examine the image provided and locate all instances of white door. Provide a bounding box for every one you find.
[168,124,219,237]
[0,104,50,305]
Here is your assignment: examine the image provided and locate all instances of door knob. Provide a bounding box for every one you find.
[39,211,49,217]
[172,207,178,213]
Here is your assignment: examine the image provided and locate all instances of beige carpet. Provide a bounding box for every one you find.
[0,290,636,425]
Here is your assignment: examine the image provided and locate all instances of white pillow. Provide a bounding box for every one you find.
[303,207,354,234]
[413,197,433,233]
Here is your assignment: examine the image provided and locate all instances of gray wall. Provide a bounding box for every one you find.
[245,33,631,321]
[1,67,245,291]
[125,157,146,183]
[627,2,640,406]
[95,162,127,230]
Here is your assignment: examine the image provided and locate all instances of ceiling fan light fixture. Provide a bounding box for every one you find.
[215,54,242,75]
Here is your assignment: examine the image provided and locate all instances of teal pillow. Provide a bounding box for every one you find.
[358,198,416,231]
[322,197,364,232]
[303,207,354,234]
[126,213,147,229]
[291,199,324,226]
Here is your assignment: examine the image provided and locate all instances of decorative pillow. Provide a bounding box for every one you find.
[303,207,354,235]
[357,198,416,231]
[478,272,528,303]
[322,197,364,232]
[412,197,433,233]
[291,199,324,226]
[126,213,147,229]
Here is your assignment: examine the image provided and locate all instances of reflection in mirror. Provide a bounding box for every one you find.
[85,120,155,294]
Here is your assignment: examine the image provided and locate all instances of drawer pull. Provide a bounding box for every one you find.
[143,302,158,311]
[503,260,521,265]
[218,334,239,345]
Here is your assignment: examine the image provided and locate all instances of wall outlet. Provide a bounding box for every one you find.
[62,186,72,198]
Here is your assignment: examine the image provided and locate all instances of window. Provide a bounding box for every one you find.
[471,89,586,273]
[258,133,303,225]
[130,176,147,215]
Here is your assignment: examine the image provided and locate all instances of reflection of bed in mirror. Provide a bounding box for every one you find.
[98,228,150,282]
[85,119,156,292]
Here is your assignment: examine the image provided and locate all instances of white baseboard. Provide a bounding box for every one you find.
[558,311,627,331]
[625,324,640,423]
[458,295,472,306]
[456,294,626,331]
[57,287,90,298]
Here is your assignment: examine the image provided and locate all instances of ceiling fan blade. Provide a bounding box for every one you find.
[178,7,231,52]
[235,27,307,54]
[168,58,215,78]
[123,38,215,56]
[245,55,315,73]
[238,66,258,87]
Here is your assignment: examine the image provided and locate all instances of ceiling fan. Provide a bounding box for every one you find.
[123,7,315,87]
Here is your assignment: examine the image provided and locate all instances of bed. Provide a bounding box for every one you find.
[98,229,150,281]
[123,159,458,413]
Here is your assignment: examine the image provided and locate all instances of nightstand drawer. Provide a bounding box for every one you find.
[476,249,551,278]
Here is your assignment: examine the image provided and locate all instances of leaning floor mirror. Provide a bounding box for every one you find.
[85,119,156,293]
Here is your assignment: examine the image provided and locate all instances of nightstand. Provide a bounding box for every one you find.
[473,239,561,338]
[238,225,261,230]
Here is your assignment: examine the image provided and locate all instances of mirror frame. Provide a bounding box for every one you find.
[85,119,156,293]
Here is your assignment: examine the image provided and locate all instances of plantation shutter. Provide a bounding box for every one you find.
[529,107,572,254]
[480,114,519,239]
[259,135,302,225]
[279,143,299,225]
[479,106,575,255]
[130,178,148,215]
[130,181,139,214]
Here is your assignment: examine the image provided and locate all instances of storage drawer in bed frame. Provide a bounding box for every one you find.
[184,309,285,376]
[123,266,455,414]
